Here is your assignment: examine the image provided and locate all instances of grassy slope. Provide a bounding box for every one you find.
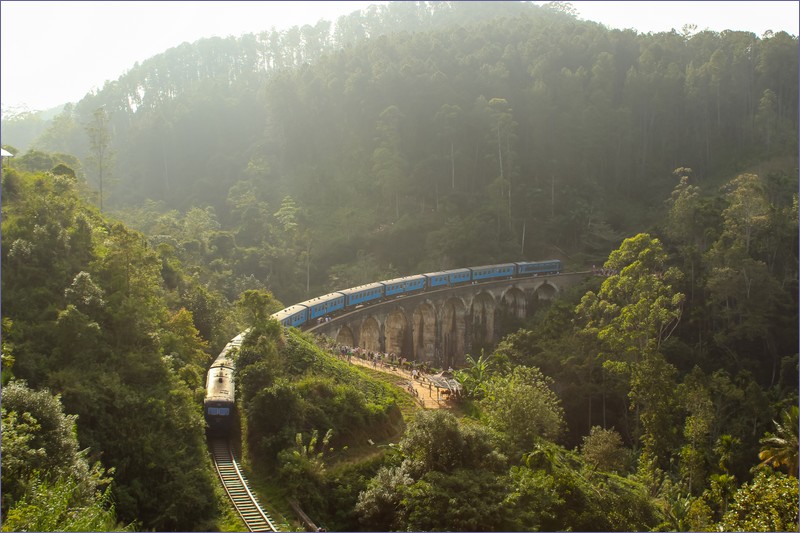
[237,329,425,531]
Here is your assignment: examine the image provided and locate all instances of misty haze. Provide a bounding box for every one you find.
[1,2,797,532]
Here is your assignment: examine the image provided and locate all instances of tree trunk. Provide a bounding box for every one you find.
[451,141,455,189]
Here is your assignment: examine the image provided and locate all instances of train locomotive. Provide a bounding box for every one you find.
[272,259,561,329]
[203,333,245,433]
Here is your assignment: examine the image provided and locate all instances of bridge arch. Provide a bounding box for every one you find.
[385,310,409,357]
[336,325,354,347]
[412,302,436,363]
[440,297,467,369]
[470,292,497,355]
[534,282,558,300]
[501,287,527,319]
[360,317,381,352]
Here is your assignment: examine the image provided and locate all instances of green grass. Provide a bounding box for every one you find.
[234,335,434,531]
[215,501,248,532]
[241,468,304,532]
[348,363,422,423]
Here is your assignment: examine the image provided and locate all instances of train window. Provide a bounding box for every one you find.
[218,408,230,416]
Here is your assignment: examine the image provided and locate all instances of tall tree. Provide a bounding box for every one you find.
[677,367,715,494]
[372,105,409,220]
[576,233,685,363]
[85,107,115,212]
[575,234,685,469]
[480,365,564,454]
[664,168,710,304]
[487,97,518,229]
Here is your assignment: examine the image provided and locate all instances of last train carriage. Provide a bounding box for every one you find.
[204,334,244,433]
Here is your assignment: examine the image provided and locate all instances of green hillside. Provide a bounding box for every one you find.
[1,2,797,531]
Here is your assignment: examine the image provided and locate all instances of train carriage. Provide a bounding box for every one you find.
[470,263,516,281]
[515,260,562,276]
[272,304,309,328]
[301,292,346,320]
[204,350,236,433]
[340,282,385,307]
[423,268,472,288]
[447,268,472,285]
[204,331,249,433]
[380,274,427,297]
[229,331,247,347]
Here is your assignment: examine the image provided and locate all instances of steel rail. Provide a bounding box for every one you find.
[210,438,279,532]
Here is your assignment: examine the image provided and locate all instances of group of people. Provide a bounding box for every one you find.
[328,342,434,374]
[592,265,666,279]
[405,380,421,397]
[313,336,462,403]
[591,265,619,277]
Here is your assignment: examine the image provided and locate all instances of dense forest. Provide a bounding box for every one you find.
[1,1,797,531]
[4,1,797,304]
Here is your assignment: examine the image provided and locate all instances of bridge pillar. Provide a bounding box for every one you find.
[379,319,386,354]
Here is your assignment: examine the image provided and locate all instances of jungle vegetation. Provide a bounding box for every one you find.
[1,2,797,531]
[4,1,797,305]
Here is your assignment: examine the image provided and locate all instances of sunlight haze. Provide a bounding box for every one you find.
[1,0,797,112]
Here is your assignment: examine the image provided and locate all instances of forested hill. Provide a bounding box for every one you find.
[2,3,798,531]
[3,1,798,305]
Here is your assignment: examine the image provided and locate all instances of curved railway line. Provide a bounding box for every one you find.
[209,438,279,532]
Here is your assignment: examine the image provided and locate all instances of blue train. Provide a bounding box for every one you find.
[206,260,560,431]
[271,260,561,329]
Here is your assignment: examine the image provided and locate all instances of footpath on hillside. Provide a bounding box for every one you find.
[346,357,453,410]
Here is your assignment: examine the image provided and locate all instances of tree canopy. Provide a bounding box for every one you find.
[1,3,796,531]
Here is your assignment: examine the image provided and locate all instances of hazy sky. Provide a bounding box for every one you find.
[1,1,797,113]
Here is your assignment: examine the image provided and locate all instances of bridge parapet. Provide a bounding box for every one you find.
[306,272,589,369]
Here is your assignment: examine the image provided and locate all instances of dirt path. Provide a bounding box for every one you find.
[347,357,451,409]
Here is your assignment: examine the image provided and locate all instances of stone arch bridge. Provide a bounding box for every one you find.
[307,271,588,369]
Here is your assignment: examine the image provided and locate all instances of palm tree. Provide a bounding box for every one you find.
[454,351,494,399]
[714,434,740,474]
[758,405,798,477]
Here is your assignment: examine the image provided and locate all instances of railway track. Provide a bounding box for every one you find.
[210,438,279,532]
